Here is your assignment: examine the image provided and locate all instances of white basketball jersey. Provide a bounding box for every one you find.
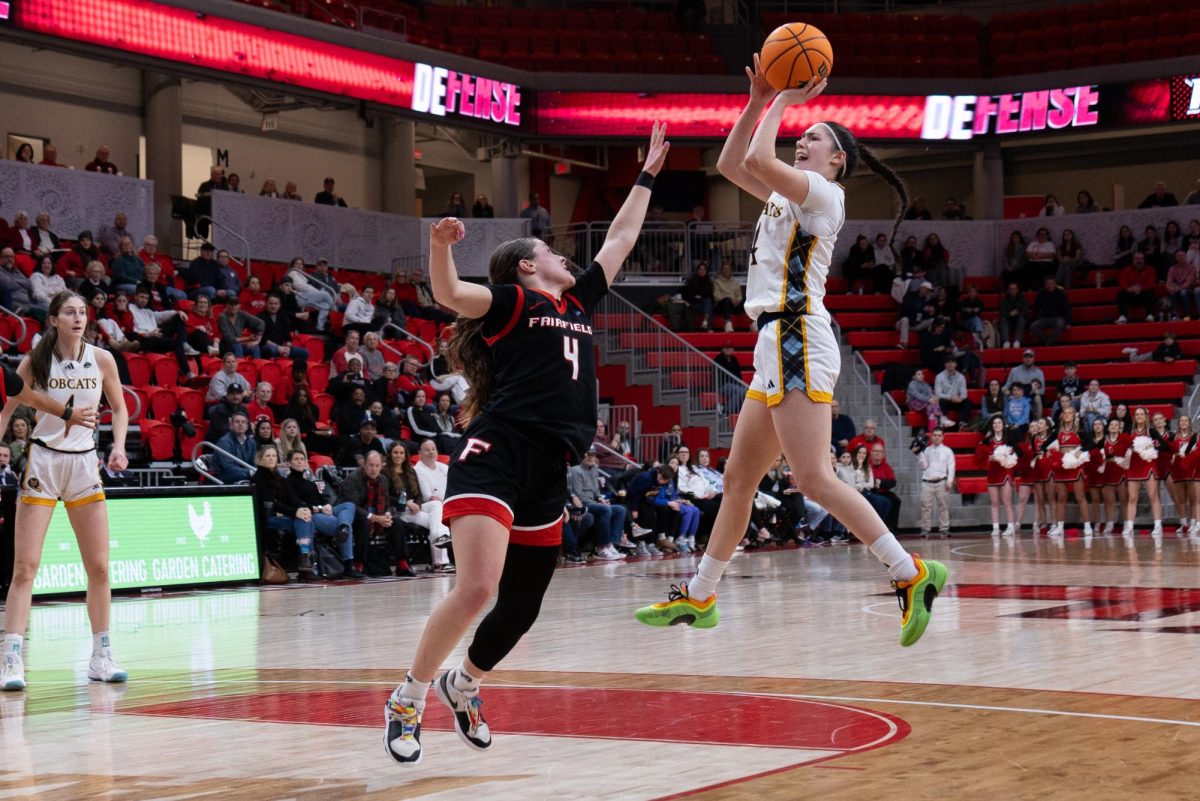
[32,342,103,452]
[744,176,845,323]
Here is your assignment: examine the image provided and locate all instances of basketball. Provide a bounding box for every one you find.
[760,22,834,91]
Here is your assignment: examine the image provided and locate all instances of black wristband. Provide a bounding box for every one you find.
[635,171,655,189]
[60,401,73,422]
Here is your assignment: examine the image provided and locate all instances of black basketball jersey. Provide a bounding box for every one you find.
[479,262,607,463]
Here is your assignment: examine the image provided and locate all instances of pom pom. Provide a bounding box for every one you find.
[1133,435,1158,463]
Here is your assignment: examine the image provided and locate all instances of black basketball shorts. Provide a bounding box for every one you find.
[442,415,568,546]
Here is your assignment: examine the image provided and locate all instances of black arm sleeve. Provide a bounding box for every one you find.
[3,364,23,402]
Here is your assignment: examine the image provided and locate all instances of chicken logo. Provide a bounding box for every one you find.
[188,501,213,547]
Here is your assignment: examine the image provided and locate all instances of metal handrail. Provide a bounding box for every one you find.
[97,385,143,426]
[190,440,255,485]
[121,467,180,487]
[196,215,252,283]
[0,305,28,349]
[380,322,435,369]
[593,440,639,470]
[1188,380,1200,421]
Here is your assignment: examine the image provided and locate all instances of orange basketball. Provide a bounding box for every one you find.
[760,23,834,91]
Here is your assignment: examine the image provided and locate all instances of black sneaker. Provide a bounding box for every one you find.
[343,564,365,579]
[383,696,423,766]
[435,671,491,750]
[335,524,352,544]
[432,533,452,549]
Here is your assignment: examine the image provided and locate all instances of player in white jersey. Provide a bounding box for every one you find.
[636,57,948,647]
[1,291,129,691]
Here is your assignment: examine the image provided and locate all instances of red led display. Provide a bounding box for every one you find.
[535,92,928,139]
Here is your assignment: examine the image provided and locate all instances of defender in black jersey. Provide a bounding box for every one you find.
[384,122,671,767]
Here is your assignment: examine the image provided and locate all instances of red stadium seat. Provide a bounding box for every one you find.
[313,393,334,422]
[147,353,179,387]
[308,454,334,472]
[174,387,206,421]
[235,359,258,386]
[142,421,176,462]
[147,387,179,420]
[257,360,287,392]
[307,362,330,393]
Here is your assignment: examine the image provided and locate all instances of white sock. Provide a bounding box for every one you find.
[3,633,22,655]
[450,662,482,694]
[869,533,918,582]
[396,672,430,707]
[92,632,111,654]
[687,554,729,600]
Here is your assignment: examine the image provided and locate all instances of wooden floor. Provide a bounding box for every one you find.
[3,531,1200,800]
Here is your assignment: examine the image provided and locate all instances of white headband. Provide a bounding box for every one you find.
[809,123,846,179]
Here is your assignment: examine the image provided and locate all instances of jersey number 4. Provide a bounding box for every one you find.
[562,336,580,381]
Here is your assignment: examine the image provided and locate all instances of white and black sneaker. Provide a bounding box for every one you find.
[383,695,423,765]
[435,671,491,751]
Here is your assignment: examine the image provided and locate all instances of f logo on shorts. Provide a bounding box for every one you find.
[458,437,493,462]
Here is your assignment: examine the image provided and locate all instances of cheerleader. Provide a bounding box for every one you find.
[1050,407,1092,536]
[1179,417,1200,536]
[1100,418,1130,534]
[1161,413,1193,533]
[976,415,1016,536]
[1083,418,1107,528]
[1013,418,1052,533]
[1123,407,1163,536]
[1031,418,1055,533]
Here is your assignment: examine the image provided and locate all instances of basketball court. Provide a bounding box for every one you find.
[2,533,1197,800]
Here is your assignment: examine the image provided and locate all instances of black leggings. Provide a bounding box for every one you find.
[467,542,559,672]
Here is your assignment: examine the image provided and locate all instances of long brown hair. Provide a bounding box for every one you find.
[822,121,910,247]
[450,237,539,423]
[27,290,86,391]
[385,441,420,499]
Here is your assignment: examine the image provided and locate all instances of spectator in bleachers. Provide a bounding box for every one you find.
[217,297,265,357]
[0,443,17,487]
[259,179,279,198]
[0,248,38,317]
[247,382,276,426]
[1055,229,1085,289]
[841,235,876,295]
[13,144,34,163]
[520,192,551,239]
[865,444,900,531]
[917,427,954,538]
[252,418,275,449]
[284,449,354,578]
[1113,225,1137,269]
[343,284,378,338]
[1138,225,1165,275]
[1074,190,1100,214]
[712,260,744,333]
[1137,181,1178,209]
[1054,362,1083,413]
[281,385,326,443]
[682,261,714,330]
[337,450,410,577]
[405,388,446,450]
[38,143,66,168]
[472,195,494,218]
[5,212,33,256]
[272,276,312,330]
[214,249,241,300]
[1030,275,1070,345]
[442,193,468,217]
[918,317,953,374]
[714,339,743,414]
[676,445,721,543]
[432,392,461,444]
[407,266,454,324]
[1038,194,1065,217]
[651,463,700,553]
[659,424,684,463]
[285,257,338,330]
[957,284,984,349]
[1029,379,1046,421]
[375,286,408,331]
[30,213,60,258]
[110,236,144,296]
[282,181,302,201]
[338,419,385,468]
[940,197,970,221]
[84,145,119,175]
[1115,252,1158,324]
[332,384,369,438]
[374,362,398,405]
[1123,330,1182,364]
[30,255,65,307]
[276,419,306,459]
[1005,383,1031,433]
[997,281,1028,349]
[904,198,932,220]
[227,173,243,193]
[1188,220,1200,249]
[239,275,267,314]
[357,332,385,380]
[331,330,362,377]
[314,177,348,207]
[848,418,886,455]
[977,378,1006,423]
[830,398,855,454]
[57,230,100,280]
[1163,221,1185,260]
[873,232,899,278]
[934,356,970,426]
[851,445,891,525]
[206,352,251,402]
[138,233,173,276]
[615,420,635,461]
[570,447,630,559]
[1079,379,1112,430]
[905,368,943,432]
[206,383,249,442]
[97,212,132,257]
[430,338,469,405]
[253,444,316,578]
[196,165,227,198]
[896,280,935,348]
[393,355,435,404]
[1165,250,1197,320]
[258,293,308,363]
[3,417,30,472]
[1025,228,1057,284]
[899,235,924,273]
[182,293,218,357]
[212,412,255,483]
[184,242,220,300]
[1004,348,1045,396]
[1111,402,1132,433]
[141,262,183,307]
[391,442,454,573]
[922,233,957,291]
[330,357,371,404]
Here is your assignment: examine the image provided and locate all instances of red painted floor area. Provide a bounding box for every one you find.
[131,686,909,751]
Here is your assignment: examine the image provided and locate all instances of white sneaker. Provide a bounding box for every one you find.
[724,320,734,333]
[1,651,25,692]
[595,546,622,561]
[631,523,653,537]
[435,671,491,751]
[1188,520,1200,537]
[1146,314,1156,322]
[1122,521,1134,536]
[88,650,128,683]
[383,695,424,765]
[1121,346,1138,355]
[991,524,1001,537]
[646,542,662,555]
[1002,341,1011,349]
[1002,523,1016,536]
[1102,521,1114,535]
[1151,521,1164,536]
[182,342,200,356]
[1083,522,1093,536]
[1116,315,1128,324]
[1012,340,1020,348]
[635,541,651,557]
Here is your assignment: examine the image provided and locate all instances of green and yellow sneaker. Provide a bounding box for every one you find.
[634,583,719,629]
[893,555,948,647]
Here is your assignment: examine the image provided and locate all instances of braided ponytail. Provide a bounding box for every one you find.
[821,121,910,248]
